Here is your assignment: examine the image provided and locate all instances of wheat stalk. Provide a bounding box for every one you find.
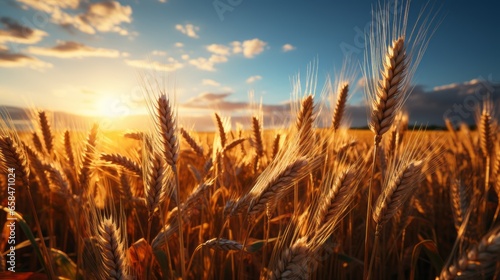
[78,124,98,193]
[315,168,356,230]
[0,136,30,186]
[369,38,408,145]
[251,116,264,158]
[144,151,168,216]
[440,225,500,279]
[156,94,179,171]
[247,158,308,219]
[269,237,310,280]
[296,95,314,149]
[38,111,54,155]
[332,84,349,131]
[123,131,144,141]
[373,160,423,234]
[101,153,142,177]
[32,132,44,154]
[203,238,244,251]
[180,127,204,157]
[215,112,227,148]
[64,130,75,167]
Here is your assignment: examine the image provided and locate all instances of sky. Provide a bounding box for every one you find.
[0,0,499,130]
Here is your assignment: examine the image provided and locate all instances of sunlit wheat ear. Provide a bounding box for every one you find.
[123,131,144,141]
[23,144,50,190]
[180,127,204,157]
[296,95,315,148]
[38,111,54,154]
[32,132,44,154]
[98,217,129,280]
[440,225,500,280]
[373,160,423,234]
[86,198,131,280]
[332,83,349,131]
[247,158,308,219]
[143,151,168,216]
[315,167,356,230]
[214,112,227,148]
[369,37,408,144]
[64,130,75,166]
[269,237,310,280]
[450,179,471,233]
[0,136,30,186]
[78,124,98,193]
[478,100,495,156]
[156,94,179,171]
[45,163,71,198]
[101,153,142,177]
[223,138,246,153]
[203,238,244,251]
[251,116,264,158]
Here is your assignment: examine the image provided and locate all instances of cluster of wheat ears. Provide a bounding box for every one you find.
[1,1,499,280]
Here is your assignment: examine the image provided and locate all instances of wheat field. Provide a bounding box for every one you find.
[1,1,500,280]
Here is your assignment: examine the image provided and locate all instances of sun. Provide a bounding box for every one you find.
[96,95,128,118]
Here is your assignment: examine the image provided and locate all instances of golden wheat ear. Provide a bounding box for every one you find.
[440,225,500,279]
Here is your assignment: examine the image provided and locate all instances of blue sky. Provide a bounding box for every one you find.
[0,0,499,128]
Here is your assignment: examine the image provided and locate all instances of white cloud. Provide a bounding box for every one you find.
[0,17,48,45]
[202,79,220,87]
[175,42,184,48]
[189,57,214,71]
[152,50,167,56]
[189,54,228,71]
[175,24,199,38]
[17,0,79,12]
[0,49,52,70]
[246,75,262,84]
[241,38,267,58]
[81,1,132,35]
[181,54,190,60]
[17,0,132,36]
[282,43,295,52]
[26,41,121,58]
[125,58,183,72]
[206,44,230,56]
[231,41,242,54]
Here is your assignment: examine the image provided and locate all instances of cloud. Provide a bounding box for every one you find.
[182,92,290,115]
[26,41,121,58]
[402,79,500,126]
[341,79,500,128]
[0,49,52,70]
[246,75,262,84]
[189,54,227,71]
[202,79,220,87]
[241,38,267,58]
[206,44,230,56]
[0,17,47,45]
[16,0,80,12]
[152,50,167,56]
[175,24,199,38]
[17,0,132,36]
[175,42,184,48]
[125,57,183,72]
[78,1,132,35]
[282,43,295,52]
[181,54,189,60]
[231,41,242,54]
